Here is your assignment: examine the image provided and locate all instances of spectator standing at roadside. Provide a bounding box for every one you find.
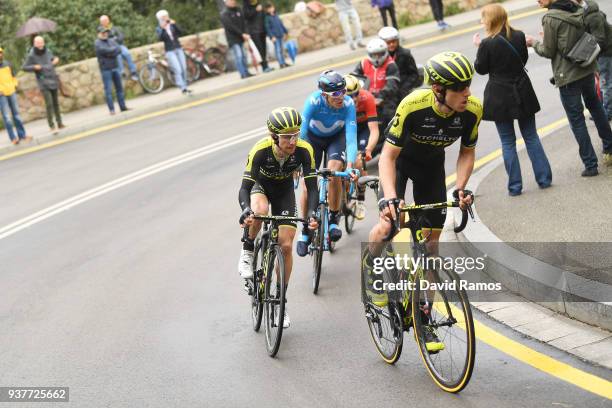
[244,1,272,73]
[22,36,65,133]
[474,4,552,196]
[429,0,450,30]
[264,2,289,68]
[378,26,420,100]
[99,15,138,82]
[372,0,398,29]
[526,0,612,175]
[95,27,128,115]
[221,0,253,79]
[335,0,365,50]
[155,10,192,95]
[573,0,612,121]
[0,48,30,145]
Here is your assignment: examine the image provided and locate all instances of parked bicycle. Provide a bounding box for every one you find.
[244,214,305,358]
[310,168,359,294]
[138,49,199,94]
[359,176,476,393]
[184,44,227,79]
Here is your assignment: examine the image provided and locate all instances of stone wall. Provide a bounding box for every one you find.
[14,0,497,123]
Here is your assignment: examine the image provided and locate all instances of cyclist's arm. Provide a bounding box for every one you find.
[456,99,481,190]
[300,142,319,216]
[345,100,358,166]
[366,121,379,154]
[238,147,263,210]
[379,143,401,200]
[300,94,315,141]
[456,146,475,191]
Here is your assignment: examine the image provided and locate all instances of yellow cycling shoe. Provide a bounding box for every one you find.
[424,326,445,354]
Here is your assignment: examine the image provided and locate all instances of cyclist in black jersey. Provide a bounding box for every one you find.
[238,107,319,328]
[363,52,482,352]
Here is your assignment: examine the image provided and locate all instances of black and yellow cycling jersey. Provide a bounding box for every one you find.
[386,89,483,161]
[238,137,319,224]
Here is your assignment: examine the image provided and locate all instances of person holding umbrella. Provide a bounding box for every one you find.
[0,47,31,145]
[23,36,65,133]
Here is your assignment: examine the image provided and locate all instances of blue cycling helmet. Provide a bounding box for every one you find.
[318,70,346,92]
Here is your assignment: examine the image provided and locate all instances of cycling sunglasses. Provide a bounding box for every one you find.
[446,80,472,92]
[276,131,300,141]
[323,89,346,97]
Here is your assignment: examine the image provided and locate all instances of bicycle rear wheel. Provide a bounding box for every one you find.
[203,47,226,75]
[185,54,201,83]
[343,183,356,234]
[412,266,476,393]
[264,245,286,357]
[251,237,265,332]
[138,64,164,94]
[311,203,325,294]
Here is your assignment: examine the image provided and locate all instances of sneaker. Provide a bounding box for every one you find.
[357,41,366,48]
[423,326,445,353]
[296,232,311,257]
[581,168,599,177]
[182,89,193,95]
[355,200,366,220]
[58,124,66,129]
[329,224,342,242]
[274,304,290,328]
[11,139,19,145]
[130,73,139,81]
[349,43,356,50]
[238,249,254,279]
[263,67,274,73]
[363,250,388,307]
[603,153,612,166]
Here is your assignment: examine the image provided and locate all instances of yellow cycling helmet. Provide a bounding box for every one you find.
[344,74,361,96]
[267,107,302,134]
[424,51,474,88]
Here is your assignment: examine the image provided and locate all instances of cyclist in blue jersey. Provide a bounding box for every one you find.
[297,70,358,257]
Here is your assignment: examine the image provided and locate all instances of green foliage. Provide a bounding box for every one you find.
[23,0,154,64]
[445,2,465,17]
[0,0,28,67]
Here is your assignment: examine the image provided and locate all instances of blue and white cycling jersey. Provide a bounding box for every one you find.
[300,90,358,164]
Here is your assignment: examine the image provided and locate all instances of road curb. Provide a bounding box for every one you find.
[453,123,612,332]
[0,1,541,158]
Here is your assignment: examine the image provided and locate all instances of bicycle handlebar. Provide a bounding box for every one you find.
[316,168,360,179]
[358,175,379,187]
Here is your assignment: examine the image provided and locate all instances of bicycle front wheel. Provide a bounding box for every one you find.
[264,244,286,357]
[344,184,356,234]
[251,237,265,332]
[203,47,226,75]
[185,54,201,83]
[412,266,476,393]
[138,64,164,94]
[312,204,325,294]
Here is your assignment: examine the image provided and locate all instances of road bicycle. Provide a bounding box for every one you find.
[359,176,476,393]
[138,49,199,94]
[310,168,359,294]
[183,44,227,79]
[243,214,305,357]
[342,151,367,234]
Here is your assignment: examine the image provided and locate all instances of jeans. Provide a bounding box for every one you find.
[231,43,249,78]
[101,68,126,113]
[598,55,612,119]
[429,0,444,22]
[273,37,286,66]
[0,93,26,142]
[559,73,612,170]
[379,4,398,29]
[165,48,187,91]
[117,45,137,75]
[338,8,363,46]
[42,88,63,128]
[494,116,552,194]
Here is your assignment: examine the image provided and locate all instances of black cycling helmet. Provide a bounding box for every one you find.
[267,107,302,134]
[318,70,346,93]
[424,51,474,89]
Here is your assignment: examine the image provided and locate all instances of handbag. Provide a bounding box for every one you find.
[547,14,601,67]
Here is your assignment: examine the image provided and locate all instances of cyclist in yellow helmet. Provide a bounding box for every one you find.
[363,52,483,353]
[238,107,319,328]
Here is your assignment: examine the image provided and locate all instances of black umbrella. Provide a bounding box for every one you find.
[16,17,57,38]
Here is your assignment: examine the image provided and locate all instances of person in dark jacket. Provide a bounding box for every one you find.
[371,0,397,29]
[474,3,552,196]
[22,36,65,132]
[221,0,253,79]
[378,26,420,101]
[575,0,612,120]
[99,15,138,82]
[244,0,271,72]
[264,3,289,68]
[527,0,612,175]
[95,27,128,114]
[155,10,191,94]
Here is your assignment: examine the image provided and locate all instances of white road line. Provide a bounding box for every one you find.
[0,127,267,241]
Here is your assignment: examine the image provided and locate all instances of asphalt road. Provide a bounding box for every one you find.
[1,7,611,407]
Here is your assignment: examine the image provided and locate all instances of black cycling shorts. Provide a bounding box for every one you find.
[251,181,298,228]
[306,130,346,169]
[381,155,447,230]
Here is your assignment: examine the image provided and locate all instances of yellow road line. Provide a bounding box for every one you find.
[0,8,544,163]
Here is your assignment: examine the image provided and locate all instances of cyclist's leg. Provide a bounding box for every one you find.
[326,132,346,241]
[269,184,297,282]
[239,185,269,278]
[298,132,324,255]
